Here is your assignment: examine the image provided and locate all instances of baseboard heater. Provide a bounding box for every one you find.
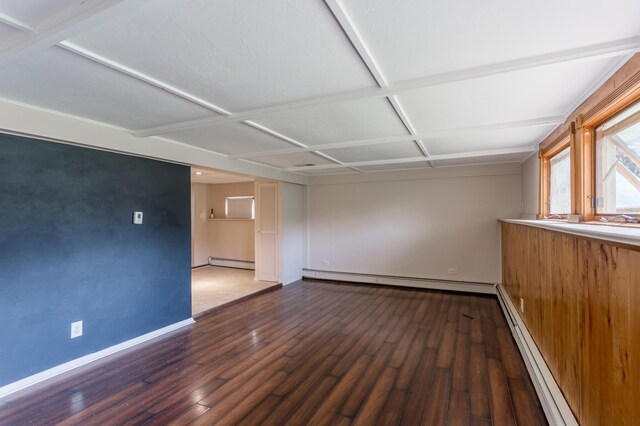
[302,269,496,294]
[496,285,578,426]
[208,257,255,270]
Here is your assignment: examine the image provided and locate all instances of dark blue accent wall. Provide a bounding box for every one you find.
[0,133,192,387]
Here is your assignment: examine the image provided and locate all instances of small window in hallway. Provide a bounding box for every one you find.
[225,196,255,219]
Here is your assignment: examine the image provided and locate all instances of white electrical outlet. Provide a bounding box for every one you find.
[71,320,83,338]
[519,298,525,313]
[448,267,458,275]
[322,260,330,266]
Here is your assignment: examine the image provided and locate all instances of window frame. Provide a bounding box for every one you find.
[581,89,640,222]
[536,56,640,226]
[539,137,573,219]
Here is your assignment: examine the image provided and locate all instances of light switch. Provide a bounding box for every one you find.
[133,211,143,224]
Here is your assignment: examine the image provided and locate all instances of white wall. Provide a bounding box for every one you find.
[306,164,522,284]
[191,182,255,266]
[521,153,540,219]
[279,182,306,285]
[207,182,255,262]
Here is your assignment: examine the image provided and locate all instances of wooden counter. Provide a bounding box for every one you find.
[500,220,640,425]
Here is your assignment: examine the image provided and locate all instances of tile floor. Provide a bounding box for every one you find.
[191,265,278,315]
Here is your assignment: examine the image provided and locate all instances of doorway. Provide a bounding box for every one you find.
[190,167,280,316]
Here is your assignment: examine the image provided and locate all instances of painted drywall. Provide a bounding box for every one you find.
[0,133,191,387]
[279,182,306,285]
[208,182,255,262]
[208,220,255,262]
[521,153,540,219]
[0,99,308,185]
[307,164,522,284]
[191,182,255,263]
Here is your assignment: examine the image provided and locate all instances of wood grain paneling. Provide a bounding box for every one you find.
[501,222,640,425]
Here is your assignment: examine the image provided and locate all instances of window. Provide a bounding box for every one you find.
[594,101,640,215]
[225,196,255,219]
[548,146,572,215]
[537,59,640,225]
[539,138,572,219]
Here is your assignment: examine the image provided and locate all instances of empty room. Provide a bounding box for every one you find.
[0,1,639,425]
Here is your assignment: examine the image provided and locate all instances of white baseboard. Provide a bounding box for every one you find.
[0,317,195,399]
[496,285,577,426]
[208,257,255,270]
[302,269,496,294]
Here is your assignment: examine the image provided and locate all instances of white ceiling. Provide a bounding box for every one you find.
[0,0,639,176]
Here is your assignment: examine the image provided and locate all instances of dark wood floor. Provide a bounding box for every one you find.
[0,281,547,425]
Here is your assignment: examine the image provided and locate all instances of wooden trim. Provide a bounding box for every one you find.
[601,109,640,135]
[539,54,640,150]
[581,72,640,128]
[500,218,640,251]
[580,126,595,220]
[540,128,570,154]
[539,137,571,218]
[569,122,577,215]
[538,54,640,222]
[538,150,547,219]
[583,93,640,219]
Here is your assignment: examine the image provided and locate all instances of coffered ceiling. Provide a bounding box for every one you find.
[0,0,639,176]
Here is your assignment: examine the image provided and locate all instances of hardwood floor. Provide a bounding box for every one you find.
[0,281,547,425]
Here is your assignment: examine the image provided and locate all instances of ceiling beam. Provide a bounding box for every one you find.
[387,95,431,158]
[58,41,233,115]
[283,147,536,172]
[324,0,432,163]
[56,41,354,170]
[243,120,361,171]
[0,11,33,31]
[0,1,149,66]
[324,0,387,87]
[134,36,640,138]
[228,116,564,160]
[241,120,306,148]
[57,43,302,148]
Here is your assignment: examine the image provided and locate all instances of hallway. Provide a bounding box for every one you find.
[192,266,278,316]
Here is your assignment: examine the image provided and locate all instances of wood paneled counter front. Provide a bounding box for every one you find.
[500,219,640,426]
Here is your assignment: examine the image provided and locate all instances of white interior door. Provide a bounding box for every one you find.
[255,181,278,282]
